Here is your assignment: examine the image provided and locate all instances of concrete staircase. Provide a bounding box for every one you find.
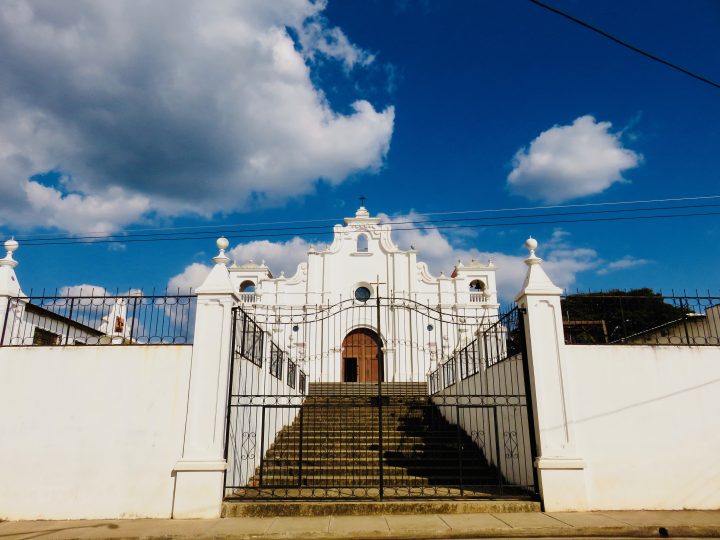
[250,382,504,494]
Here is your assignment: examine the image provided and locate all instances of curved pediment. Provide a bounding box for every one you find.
[416,262,438,285]
[285,262,308,285]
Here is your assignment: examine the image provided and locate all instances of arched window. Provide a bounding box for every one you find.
[356,234,369,252]
[239,280,256,293]
[469,279,486,292]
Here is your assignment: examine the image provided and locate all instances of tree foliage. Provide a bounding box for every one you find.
[561,288,690,344]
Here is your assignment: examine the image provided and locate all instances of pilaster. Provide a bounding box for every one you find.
[515,237,587,511]
[172,238,239,518]
[0,239,23,345]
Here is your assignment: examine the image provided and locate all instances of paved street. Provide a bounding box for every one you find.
[1,510,719,539]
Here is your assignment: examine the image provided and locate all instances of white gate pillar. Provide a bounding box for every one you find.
[515,237,587,511]
[0,239,23,345]
[172,238,238,518]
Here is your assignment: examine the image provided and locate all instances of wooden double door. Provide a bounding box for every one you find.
[341,328,382,383]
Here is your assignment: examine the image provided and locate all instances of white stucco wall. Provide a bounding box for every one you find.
[0,345,192,520]
[563,344,720,510]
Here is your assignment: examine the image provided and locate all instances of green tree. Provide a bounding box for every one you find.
[561,288,691,344]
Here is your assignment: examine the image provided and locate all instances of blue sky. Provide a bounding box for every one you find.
[0,0,718,298]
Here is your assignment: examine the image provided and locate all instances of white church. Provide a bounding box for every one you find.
[224,205,502,386]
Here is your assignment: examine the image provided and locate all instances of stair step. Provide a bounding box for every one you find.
[256,476,500,487]
[229,389,516,498]
[266,447,484,455]
[221,499,541,517]
[262,457,488,466]
[272,434,463,440]
[269,440,479,449]
[261,467,496,477]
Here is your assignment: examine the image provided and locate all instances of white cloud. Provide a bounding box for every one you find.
[381,212,602,300]
[0,0,394,233]
[59,284,108,296]
[228,237,324,276]
[597,255,650,275]
[508,115,641,203]
[297,17,375,69]
[167,237,321,291]
[24,180,150,234]
[167,262,211,293]
[381,215,600,298]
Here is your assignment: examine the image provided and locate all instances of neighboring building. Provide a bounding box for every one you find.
[1,295,133,346]
[624,304,720,345]
[1,238,139,347]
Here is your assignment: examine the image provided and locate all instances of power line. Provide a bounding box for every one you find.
[10,194,720,241]
[17,210,720,247]
[528,0,720,90]
[14,202,720,243]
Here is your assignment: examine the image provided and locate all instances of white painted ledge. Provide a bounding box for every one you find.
[173,460,227,472]
[535,457,586,470]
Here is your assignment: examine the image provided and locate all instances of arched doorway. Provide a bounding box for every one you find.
[341,328,382,383]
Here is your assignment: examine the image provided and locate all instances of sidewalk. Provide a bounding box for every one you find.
[1,511,719,539]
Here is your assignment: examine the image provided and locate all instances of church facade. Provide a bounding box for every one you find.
[225,206,501,385]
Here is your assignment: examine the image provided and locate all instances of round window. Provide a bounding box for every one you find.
[354,286,371,302]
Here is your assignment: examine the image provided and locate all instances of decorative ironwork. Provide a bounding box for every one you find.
[428,305,522,390]
[224,298,538,501]
[0,292,196,346]
[504,431,519,458]
[471,430,486,453]
[240,432,256,460]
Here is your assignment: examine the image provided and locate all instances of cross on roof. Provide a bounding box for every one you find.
[359,195,366,206]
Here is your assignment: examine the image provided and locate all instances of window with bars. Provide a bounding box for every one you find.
[269,343,284,379]
[287,360,297,389]
[239,310,264,366]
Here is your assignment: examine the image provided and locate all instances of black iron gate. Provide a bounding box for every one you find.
[223,296,537,500]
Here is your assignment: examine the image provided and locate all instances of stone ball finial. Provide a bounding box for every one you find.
[525,236,538,253]
[524,236,541,265]
[1,237,19,268]
[5,238,19,253]
[212,236,230,265]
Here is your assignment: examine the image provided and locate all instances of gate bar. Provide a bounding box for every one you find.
[258,406,266,488]
[456,405,464,497]
[518,309,540,497]
[298,408,304,488]
[376,292,384,499]
[222,307,239,489]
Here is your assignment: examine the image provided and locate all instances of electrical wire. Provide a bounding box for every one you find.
[16,210,720,247]
[529,0,720,90]
[13,202,720,242]
[11,194,720,241]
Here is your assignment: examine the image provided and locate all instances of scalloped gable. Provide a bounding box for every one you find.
[226,206,499,308]
[317,207,408,257]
